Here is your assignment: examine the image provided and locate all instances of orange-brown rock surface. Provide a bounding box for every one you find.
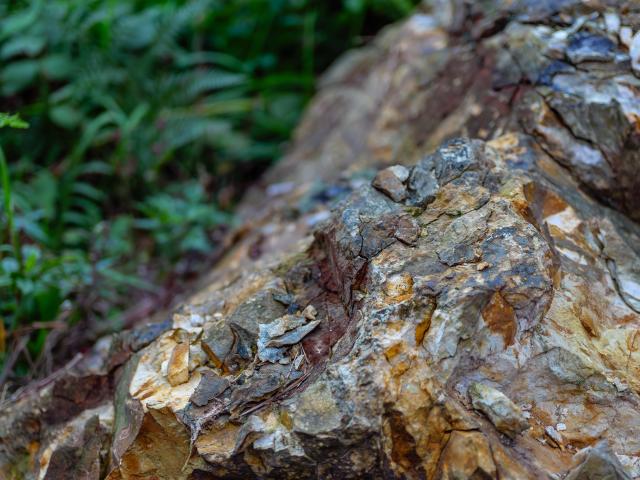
[3,1,640,478]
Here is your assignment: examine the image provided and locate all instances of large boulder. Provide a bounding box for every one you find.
[3,1,640,478]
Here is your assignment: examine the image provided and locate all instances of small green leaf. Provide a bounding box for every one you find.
[49,104,82,129]
[1,59,39,94]
[1,258,19,274]
[72,182,105,202]
[0,113,29,129]
[35,287,62,322]
[28,329,48,358]
[23,245,41,273]
[40,54,75,80]
[344,0,366,13]
[0,36,46,59]
[0,0,43,41]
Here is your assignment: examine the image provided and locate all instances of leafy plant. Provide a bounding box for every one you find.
[0,113,29,129]
[0,0,417,387]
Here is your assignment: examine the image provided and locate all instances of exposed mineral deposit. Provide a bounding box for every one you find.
[3,1,640,479]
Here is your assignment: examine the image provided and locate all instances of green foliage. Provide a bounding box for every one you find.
[0,0,417,383]
[0,113,29,129]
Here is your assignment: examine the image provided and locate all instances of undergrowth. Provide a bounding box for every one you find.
[0,0,417,390]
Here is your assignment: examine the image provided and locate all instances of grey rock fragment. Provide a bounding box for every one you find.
[272,292,295,306]
[227,290,286,334]
[407,138,483,207]
[257,344,286,363]
[408,158,439,207]
[620,27,634,49]
[388,165,410,182]
[545,425,563,446]
[522,91,618,200]
[469,383,530,439]
[257,314,320,362]
[128,319,173,352]
[261,315,304,342]
[631,31,640,76]
[190,370,229,407]
[604,12,620,35]
[511,0,582,23]
[201,322,234,368]
[394,215,420,246]
[201,320,256,372]
[597,220,640,313]
[433,138,482,184]
[546,91,628,158]
[503,23,555,83]
[42,414,111,480]
[228,363,302,412]
[265,320,320,348]
[566,34,616,64]
[228,323,256,361]
[565,441,631,480]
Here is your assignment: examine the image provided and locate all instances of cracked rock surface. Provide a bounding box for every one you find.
[3,1,640,479]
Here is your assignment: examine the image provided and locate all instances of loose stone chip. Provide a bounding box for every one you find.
[372,165,410,202]
[545,425,564,449]
[302,305,317,320]
[565,441,630,480]
[257,314,321,362]
[201,323,234,368]
[189,370,229,407]
[468,382,530,439]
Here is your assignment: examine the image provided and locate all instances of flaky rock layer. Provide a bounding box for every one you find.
[3,1,640,478]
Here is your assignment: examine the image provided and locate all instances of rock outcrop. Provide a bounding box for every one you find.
[3,1,640,478]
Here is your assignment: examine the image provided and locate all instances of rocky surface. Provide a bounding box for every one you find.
[3,0,640,478]
[468,383,530,439]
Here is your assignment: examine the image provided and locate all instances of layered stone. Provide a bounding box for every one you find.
[3,1,640,479]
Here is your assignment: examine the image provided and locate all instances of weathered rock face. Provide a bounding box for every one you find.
[3,1,640,479]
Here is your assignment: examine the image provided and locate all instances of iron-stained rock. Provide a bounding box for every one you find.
[167,342,190,387]
[372,165,410,202]
[5,3,640,480]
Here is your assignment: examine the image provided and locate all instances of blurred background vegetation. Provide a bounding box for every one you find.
[0,0,418,391]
